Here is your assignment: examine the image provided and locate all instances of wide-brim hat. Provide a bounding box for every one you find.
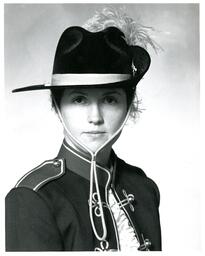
[12,26,151,93]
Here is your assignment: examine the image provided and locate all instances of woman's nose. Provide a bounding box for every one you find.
[87,103,104,125]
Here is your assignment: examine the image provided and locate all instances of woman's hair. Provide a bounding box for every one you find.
[51,7,159,121]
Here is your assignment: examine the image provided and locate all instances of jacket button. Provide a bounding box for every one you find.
[53,160,61,167]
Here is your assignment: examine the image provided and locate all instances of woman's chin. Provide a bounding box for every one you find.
[81,135,109,152]
[65,134,110,153]
[84,141,106,153]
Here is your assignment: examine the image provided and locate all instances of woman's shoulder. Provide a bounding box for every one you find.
[5,157,79,220]
[116,157,147,177]
[11,158,65,192]
[116,157,160,191]
[116,157,160,205]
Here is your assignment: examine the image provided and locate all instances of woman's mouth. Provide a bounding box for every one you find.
[85,131,106,134]
[83,131,106,138]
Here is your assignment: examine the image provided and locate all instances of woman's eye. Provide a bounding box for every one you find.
[103,96,118,104]
[72,96,87,104]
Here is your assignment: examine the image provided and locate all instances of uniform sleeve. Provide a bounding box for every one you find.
[147,177,160,208]
[146,177,162,250]
[5,187,63,251]
[153,180,160,208]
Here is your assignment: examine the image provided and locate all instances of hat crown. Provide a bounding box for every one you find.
[53,26,134,75]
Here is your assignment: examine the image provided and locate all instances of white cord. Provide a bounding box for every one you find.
[51,89,134,242]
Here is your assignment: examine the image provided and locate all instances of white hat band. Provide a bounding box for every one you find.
[50,73,131,86]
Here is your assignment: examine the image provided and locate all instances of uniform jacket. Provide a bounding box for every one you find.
[5,141,161,251]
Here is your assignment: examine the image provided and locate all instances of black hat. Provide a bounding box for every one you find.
[12,26,151,93]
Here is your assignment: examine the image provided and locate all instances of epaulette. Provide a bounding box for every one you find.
[15,158,65,191]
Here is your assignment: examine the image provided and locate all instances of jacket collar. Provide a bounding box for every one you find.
[57,140,116,187]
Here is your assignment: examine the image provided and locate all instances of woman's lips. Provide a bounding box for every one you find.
[83,131,106,138]
[84,131,106,134]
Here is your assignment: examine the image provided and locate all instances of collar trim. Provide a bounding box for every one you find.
[58,141,113,187]
[62,141,111,173]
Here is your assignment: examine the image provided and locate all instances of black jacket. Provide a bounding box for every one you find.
[5,142,161,251]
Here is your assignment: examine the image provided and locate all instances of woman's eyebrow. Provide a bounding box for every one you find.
[68,90,122,96]
[69,90,88,96]
[102,91,122,96]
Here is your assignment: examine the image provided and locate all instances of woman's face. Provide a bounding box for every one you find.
[59,87,127,152]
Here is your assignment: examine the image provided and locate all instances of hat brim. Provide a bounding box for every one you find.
[12,78,139,93]
[12,45,150,93]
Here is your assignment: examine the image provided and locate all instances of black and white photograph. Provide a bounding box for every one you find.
[1,1,203,254]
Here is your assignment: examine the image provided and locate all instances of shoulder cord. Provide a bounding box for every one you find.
[52,90,133,242]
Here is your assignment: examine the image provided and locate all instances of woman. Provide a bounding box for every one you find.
[6,9,161,251]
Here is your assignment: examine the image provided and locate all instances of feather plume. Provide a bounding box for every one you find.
[83,7,161,53]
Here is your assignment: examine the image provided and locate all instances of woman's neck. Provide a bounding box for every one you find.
[64,136,112,168]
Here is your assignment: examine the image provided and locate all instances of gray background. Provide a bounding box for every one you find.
[4,3,200,251]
